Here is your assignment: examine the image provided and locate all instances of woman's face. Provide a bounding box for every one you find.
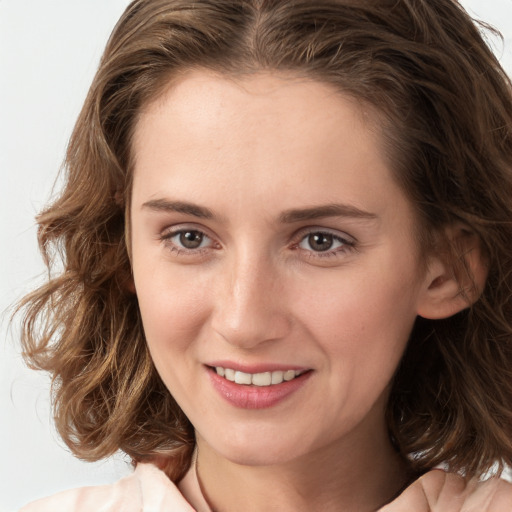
[131,70,430,466]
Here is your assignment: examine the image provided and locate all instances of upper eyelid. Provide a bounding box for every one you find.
[291,226,356,244]
[158,225,210,244]
[159,227,217,254]
[160,223,214,238]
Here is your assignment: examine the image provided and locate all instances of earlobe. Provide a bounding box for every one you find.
[118,271,136,294]
[125,275,136,294]
[417,225,488,320]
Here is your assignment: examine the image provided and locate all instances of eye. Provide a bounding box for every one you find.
[296,229,355,256]
[161,227,214,252]
[175,230,208,249]
[300,232,342,252]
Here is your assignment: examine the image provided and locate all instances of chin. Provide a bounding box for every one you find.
[198,424,313,467]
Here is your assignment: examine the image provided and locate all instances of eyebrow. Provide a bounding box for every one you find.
[279,204,377,223]
[142,199,377,223]
[142,199,214,219]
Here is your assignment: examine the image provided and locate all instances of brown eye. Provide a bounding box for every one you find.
[298,231,352,255]
[179,230,204,249]
[161,227,215,255]
[307,233,335,252]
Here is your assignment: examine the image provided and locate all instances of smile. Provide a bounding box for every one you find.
[214,367,306,387]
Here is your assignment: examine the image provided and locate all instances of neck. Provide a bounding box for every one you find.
[186,418,410,512]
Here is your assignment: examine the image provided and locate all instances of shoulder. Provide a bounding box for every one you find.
[380,469,512,512]
[18,463,196,512]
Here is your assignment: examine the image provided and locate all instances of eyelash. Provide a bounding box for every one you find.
[159,226,356,260]
[159,227,217,257]
[292,229,356,259]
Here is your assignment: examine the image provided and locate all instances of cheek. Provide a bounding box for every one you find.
[290,255,421,363]
[133,260,212,357]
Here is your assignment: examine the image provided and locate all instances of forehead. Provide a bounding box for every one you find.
[135,69,380,140]
[131,69,412,228]
[139,69,372,126]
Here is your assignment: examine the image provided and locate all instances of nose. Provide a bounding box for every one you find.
[210,253,291,350]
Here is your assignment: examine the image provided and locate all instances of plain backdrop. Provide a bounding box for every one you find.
[1,1,511,510]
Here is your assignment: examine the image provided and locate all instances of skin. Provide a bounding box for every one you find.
[129,70,477,511]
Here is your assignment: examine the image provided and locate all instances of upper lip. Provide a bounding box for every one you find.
[206,361,311,374]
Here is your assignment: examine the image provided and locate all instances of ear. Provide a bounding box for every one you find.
[125,275,136,294]
[417,225,488,320]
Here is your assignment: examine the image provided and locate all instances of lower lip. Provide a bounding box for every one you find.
[207,368,312,409]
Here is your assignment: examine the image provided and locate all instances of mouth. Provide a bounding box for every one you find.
[207,364,313,409]
[211,366,308,387]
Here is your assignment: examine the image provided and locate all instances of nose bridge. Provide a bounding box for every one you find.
[212,246,290,348]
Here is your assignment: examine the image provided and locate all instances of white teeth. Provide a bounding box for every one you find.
[235,371,252,385]
[271,371,284,384]
[284,370,296,381]
[224,368,236,381]
[252,372,272,387]
[214,367,304,386]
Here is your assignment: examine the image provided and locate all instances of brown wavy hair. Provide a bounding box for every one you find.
[17,0,512,481]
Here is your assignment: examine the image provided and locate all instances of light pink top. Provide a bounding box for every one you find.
[18,463,209,512]
[18,463,512,511]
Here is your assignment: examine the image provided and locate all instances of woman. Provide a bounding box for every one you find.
[18,0,512,510]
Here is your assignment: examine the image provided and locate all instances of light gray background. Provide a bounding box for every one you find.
[1,1,511,510]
